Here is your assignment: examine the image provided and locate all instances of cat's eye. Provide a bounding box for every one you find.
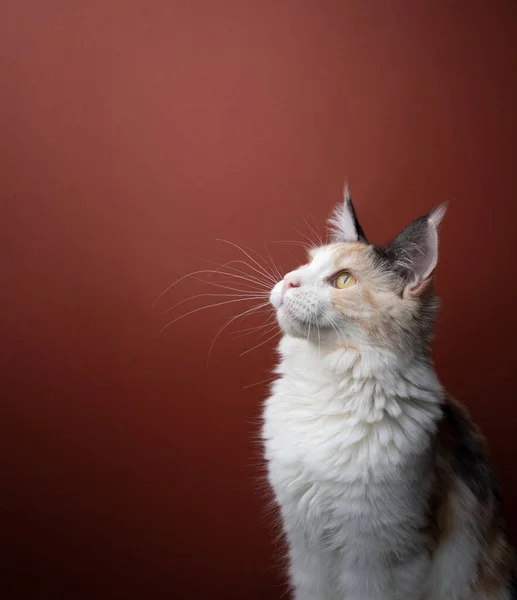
[333,271,356,289]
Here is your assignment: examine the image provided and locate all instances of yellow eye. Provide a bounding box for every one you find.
[334,272,356,289]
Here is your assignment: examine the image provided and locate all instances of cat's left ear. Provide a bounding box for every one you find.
[388,204,447,296]
[328,185,368,243]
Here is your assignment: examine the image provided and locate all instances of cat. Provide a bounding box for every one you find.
[262,189,515,600]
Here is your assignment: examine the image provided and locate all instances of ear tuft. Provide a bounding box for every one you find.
[429,202,447,228]
[328,184,368,243]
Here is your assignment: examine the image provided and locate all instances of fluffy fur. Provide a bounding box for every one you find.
[262,193,514,600]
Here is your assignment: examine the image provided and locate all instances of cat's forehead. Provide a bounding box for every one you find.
[308,243,372,271]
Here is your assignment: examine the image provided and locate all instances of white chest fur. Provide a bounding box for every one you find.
[262,337,443,600]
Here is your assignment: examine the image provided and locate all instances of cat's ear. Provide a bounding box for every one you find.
[328,184,368,243]
[388,204,447,295]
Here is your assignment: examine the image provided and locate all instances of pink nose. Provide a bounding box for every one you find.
[281,278,300,296]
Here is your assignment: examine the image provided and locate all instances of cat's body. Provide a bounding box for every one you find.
[262,194,514,599]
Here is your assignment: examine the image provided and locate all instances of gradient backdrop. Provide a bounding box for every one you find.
[2,1,517,598]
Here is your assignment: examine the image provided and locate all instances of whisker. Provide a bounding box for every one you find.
[202,258,274,287]
[270,240,310,249]
[233,318,276,337]
[303,217,321,247]
[235,242,280,283]
[240,330,282,356]
[216,239,277,285]
[308,212,324,243]
[256,323,278,340]
[263,244,283,282]
[322,310,351,346]
[204,267,274,289]
[205,266,272,289]
[162,292,269,316]
[207,302,271,365]
[294,227,317,250]
[160,298,269,332]
[242,377,276,390]
[264,244,283,282]
[327,317,343,343]
[188,275,266,295]
[153,269,271,307]
[245,243,284,284]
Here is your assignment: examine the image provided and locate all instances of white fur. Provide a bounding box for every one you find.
[328,186,360,242]
[264,338,447,600]
[262,239,492,599]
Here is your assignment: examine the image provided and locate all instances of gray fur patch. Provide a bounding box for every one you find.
[440,402,502,508]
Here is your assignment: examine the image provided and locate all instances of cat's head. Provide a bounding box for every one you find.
[270,189,446,356]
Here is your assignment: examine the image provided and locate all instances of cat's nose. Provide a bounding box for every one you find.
[281,277,300,296]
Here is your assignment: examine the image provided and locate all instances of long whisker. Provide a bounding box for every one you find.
[294,227,317,250]
[270,240,310,249]
[207,302,271,365]
[205,267,272,289]
[308,212,324,243]
[303,217,321,247]
[216,239,277,285]
[240,329,282,356]
[255,323,278,340]
[160,298,269,332]
[245,242,283,282]
[188,275,267,295]
[162,292,269,316]
[233,317,276,337]
[263,244,283,282]
[202,258,274,286]
[210,279,265,293]
[242,376,276,390]
[236,242,281,283]
[193,256,274,288]
[153,269,271,306]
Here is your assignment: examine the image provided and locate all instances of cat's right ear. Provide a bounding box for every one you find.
[328,184,368,243]
[387,204,447,296]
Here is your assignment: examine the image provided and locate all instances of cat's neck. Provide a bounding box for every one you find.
[276,335,443,413]
[271,336,443,466]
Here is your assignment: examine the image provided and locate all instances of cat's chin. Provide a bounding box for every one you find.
[276,307,330,340]
[279,324,307,339]
[276,307,307,338]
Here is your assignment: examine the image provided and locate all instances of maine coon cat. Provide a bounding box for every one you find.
[262,190,515,600]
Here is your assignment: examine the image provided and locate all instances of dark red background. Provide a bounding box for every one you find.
[2,1,517,598]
